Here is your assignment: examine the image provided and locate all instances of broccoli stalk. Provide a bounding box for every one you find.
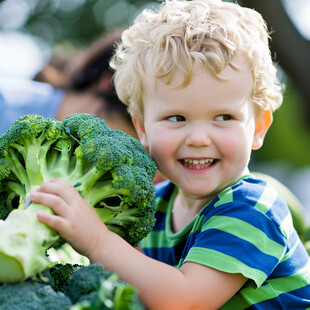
[0,114,157,283]
[0,202,58,283]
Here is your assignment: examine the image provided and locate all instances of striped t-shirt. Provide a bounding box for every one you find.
[140,175,310,309]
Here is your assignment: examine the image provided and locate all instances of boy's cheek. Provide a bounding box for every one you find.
[148,136,173,160]
[218,134,249,157]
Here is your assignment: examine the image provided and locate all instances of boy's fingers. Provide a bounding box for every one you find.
[37,211,67,232]
[30,192,67,216]
[36,179,79,204]
[49,178,73,187]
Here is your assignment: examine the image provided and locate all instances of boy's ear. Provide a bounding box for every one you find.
[132,116,149,151]
[252,110,273,150]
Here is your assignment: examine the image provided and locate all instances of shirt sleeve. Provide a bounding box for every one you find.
[183,201,288,288]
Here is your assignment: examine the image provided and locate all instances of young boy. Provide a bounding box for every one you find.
[31,0,310,308]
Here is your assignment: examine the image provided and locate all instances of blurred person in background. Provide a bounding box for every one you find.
[0,28,136,138]
[0,28,166,184]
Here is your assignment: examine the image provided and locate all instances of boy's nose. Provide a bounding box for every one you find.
[185,125,212,147]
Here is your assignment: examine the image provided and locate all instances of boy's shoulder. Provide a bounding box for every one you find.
[209,175,292,229]
[154,176,291,227]
[214,174,282,208]
[154,180,177,214]
[154,175,283,210]
[155,180,175,199]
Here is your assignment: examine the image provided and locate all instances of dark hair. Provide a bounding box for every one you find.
[67,29,132,122]
[35,28,132,124]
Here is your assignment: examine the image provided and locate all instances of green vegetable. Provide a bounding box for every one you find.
[65,263,145,310]
[47,242,90,266]
[0,280,73,310]
[0,114,157,283]
[43,263,80,293]
[0,263,145,310]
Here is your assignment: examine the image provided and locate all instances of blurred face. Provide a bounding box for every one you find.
[134,58,267,202]
[96,103,138,138]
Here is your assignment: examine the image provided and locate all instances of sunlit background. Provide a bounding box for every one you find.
[0,0,310,223]
[0,0,309,78]
[0,0,161,78]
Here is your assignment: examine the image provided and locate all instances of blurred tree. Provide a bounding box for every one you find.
[0,0,158,47]
[1,0,308,109]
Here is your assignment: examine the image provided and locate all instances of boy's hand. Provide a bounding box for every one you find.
[30,178,108,258]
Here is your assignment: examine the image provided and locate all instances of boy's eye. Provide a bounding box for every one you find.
[168,115,185,122]
[215,114,233,121]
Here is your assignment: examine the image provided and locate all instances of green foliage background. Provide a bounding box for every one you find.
[253,77,310,167]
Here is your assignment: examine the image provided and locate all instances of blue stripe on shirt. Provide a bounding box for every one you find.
[269,242,309,278]
[192,228,280,275]
[246,284,310,309]
[201,204,287,247]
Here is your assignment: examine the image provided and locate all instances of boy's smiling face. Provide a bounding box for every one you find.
[134,56,270,201]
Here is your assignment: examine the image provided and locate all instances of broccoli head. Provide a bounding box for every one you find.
[42,263,80,293]
[65,263,145,310]
[0,113,157,283]
[0,280,73,310]
[0,263,145,310]
[65,263,112,304]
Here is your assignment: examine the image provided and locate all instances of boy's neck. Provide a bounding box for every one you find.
[171,192,209,233]
[171,171,251,233]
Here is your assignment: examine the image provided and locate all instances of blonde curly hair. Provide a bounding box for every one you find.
[110,0,283,121]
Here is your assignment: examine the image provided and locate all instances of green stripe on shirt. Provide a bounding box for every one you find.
[181,247,267,287]
[203,215,286,258]
[222,259,310,309]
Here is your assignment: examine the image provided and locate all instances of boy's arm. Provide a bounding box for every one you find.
[31,178,247,310]
[93,232,247,310]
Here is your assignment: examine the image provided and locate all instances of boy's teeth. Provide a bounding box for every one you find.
[182,158,214,169]
[184,159,213,164]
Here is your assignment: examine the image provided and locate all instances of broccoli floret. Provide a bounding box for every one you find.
[65,263,112,304]
[42,263,80,293]
[0,114,157,283]
[0,263,145,310]
[65,263,145,310]
[0,280,73,310]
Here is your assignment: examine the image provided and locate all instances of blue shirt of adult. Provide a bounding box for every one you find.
[0,77,65,134]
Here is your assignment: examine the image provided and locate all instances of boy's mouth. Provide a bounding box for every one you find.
[181,158,215,169]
